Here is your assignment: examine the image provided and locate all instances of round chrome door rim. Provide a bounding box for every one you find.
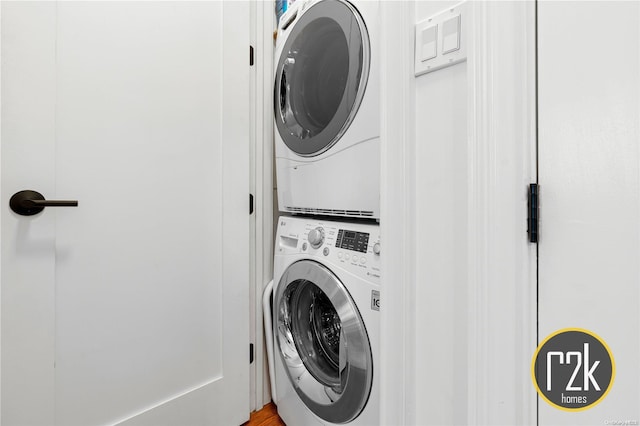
[275,259,373,423]
[274,0,371,158]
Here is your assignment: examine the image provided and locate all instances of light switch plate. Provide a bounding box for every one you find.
[414,1,467,77]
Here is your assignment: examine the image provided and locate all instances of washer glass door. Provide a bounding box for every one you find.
[275,260,373,424]
[275,0,370,157]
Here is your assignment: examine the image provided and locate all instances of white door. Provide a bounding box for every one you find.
[1,2,250,425]
[538,1,639,424]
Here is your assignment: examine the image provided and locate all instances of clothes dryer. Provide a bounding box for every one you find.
[269,216,380,425]
[274,0,380,219]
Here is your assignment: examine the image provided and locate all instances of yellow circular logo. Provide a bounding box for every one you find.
[531,328,615,411]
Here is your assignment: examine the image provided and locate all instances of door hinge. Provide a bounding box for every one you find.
[249,343,254,364]
[250,45,254,66]
[528,183,539,243]
[249,194,254,215]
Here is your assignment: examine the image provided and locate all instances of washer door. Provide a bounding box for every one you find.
[275,260,373,424]
[274,0,370,157]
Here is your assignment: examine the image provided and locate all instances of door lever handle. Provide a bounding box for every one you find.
[10,190,78,216]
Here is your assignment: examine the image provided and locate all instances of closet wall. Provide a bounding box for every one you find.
[413,1,469,424]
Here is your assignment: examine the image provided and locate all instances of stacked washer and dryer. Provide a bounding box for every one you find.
[265,0,381,425]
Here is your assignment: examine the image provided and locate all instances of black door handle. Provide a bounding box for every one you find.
[10,190,78,216]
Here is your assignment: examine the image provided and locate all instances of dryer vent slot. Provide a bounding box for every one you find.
[280,10,298,32]
[285,206,375,218]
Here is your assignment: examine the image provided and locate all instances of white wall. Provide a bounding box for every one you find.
[409,2,537,424]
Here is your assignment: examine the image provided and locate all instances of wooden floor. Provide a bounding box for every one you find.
[242,402,286,426]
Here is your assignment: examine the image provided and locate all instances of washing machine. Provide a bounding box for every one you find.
[270,216,380,425]
[274,0,380,219]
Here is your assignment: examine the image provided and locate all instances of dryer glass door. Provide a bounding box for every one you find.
[275,260,373,424]
[275,0,369,157]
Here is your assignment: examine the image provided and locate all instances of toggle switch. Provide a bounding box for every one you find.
[442,14,461,54]
[420,25,438,62]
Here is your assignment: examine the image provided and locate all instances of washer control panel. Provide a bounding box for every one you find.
[276,216,381,283]
[336,229,369,253]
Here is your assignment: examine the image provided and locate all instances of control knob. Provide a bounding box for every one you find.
[308,227,325,249]
[373,242,381,255]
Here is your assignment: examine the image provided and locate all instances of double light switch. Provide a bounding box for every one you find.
[415,2,467,77]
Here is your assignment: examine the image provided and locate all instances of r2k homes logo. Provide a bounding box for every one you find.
[532,328,615,411]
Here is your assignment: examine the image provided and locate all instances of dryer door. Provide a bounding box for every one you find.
[275,260,373,423]
[274,0,370,157]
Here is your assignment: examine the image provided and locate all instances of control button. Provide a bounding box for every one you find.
[373,242,381,255]
[420,25,438,62]
[308,227,325,249]
[323,247,330,256]
[345,254,350,260]
[360,257,366,264]
[442,14,461,54]
[302,242,308,251]
[338,252,343,259]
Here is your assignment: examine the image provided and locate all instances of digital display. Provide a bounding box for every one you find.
[335,229,369,253]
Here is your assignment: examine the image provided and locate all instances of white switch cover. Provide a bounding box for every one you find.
[442,15,461,54]
[415,1,467,77]
[420,25,438,62]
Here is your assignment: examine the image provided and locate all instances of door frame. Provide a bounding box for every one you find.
[0,4,4,418]
[378,2,416,423]
[250,0,276,412]
[464,2,537,423]
[378,1,537,424]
